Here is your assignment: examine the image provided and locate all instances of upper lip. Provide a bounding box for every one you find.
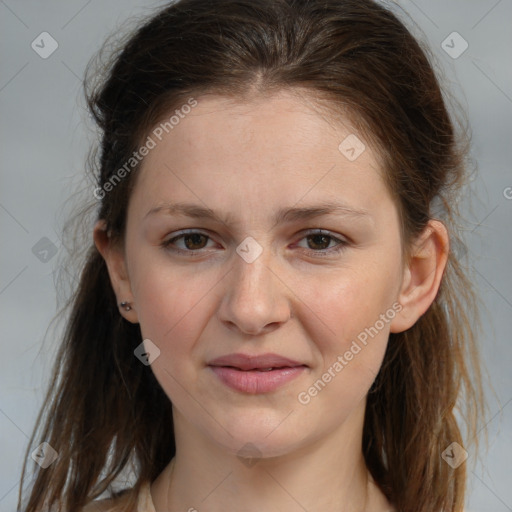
[208,353,306,370]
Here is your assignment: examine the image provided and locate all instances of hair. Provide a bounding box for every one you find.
[19,1,485,511]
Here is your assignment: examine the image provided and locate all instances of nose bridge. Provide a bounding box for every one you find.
[218,243,291,334]
[234,249,273,301]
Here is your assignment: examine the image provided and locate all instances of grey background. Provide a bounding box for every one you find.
[0,1,511,511]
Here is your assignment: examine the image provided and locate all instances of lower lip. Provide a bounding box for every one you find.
[209,366,306,394]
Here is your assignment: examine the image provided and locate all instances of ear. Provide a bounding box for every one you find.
[390,220,449,333]
[93,220,139,324]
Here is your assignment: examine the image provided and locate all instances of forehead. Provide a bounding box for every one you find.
[152,91,367,162]
[130,90,392,223]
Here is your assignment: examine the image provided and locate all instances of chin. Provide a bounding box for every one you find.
[206,415,311,461]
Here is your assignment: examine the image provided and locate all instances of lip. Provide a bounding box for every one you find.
[208,353,305,370]
[208,353,307,394]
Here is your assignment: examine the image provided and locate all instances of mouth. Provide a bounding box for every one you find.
[208,353,308,394]
[220,366,299,371]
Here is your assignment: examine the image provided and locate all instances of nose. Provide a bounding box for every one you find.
[217,248,292,336]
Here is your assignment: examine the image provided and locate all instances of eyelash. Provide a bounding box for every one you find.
[161,229,348,257]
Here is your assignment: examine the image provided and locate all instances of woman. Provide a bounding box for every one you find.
[19,0,484,511]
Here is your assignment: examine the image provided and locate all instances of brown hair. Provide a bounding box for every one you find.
[19,1,485,511]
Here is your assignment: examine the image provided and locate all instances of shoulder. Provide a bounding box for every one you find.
[81,488,137,512]
[82,500,116,512]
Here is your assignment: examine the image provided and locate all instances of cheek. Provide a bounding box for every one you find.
[129,260,214,405]
[128,248,197,337]
[295,274,394,414]
[134,273,210,345]
[294,258,400,397]
[300,264,399,343]
[127,248,226,374]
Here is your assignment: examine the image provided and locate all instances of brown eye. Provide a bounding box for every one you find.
[181,233,209,250]
[306,234,332,250]
[296,230,348,257]
[162,230,215,253]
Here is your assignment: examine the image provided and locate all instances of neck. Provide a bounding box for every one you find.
[150,400,391,512]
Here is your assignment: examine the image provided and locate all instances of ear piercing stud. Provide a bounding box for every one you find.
[119,301,132,312]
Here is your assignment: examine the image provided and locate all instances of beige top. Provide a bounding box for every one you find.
[135,481,157,512]
[86,481,157,512]
[94,460,174,511]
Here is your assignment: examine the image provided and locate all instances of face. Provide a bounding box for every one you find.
[117,91,407,458]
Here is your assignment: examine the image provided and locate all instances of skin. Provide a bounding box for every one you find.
[95,90,449,512]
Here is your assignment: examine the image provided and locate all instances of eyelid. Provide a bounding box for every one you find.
[299,228,348,243]
[294,229,349,255]
[163,229,219,250]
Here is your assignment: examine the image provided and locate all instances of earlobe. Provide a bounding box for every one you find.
[93,220,139,324]
[390,220,449,333]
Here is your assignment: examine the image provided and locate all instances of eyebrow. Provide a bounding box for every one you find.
[144,201,371,226]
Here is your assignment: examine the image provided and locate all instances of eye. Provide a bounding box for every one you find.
[162,230,217,254]
[295,230,348,256]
